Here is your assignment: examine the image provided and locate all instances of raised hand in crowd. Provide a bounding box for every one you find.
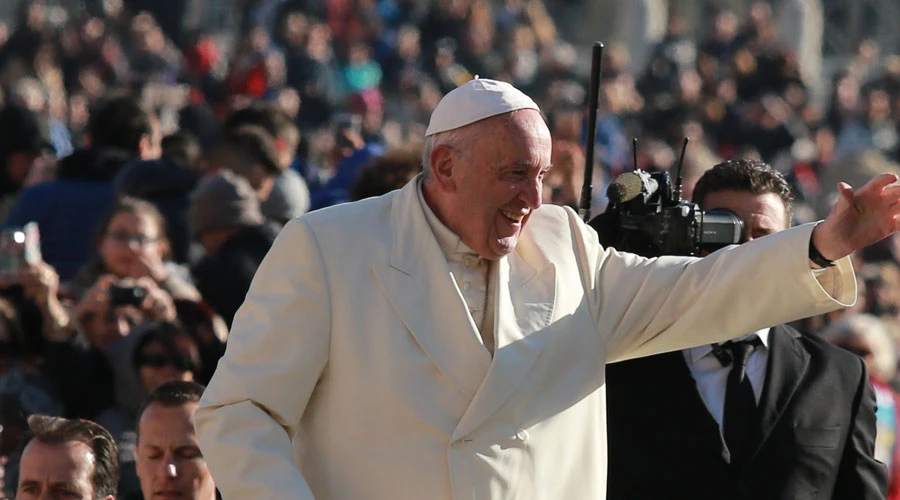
[18,260,59,305]
[134,276,178,322]
[126,246,170,284]
[71,274,119,330]
[18,260,71,341]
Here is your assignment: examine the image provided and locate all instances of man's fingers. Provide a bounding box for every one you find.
[868,173,900,191]
[882,184,900,203]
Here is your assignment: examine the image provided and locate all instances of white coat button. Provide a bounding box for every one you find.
[515,429,529,443]
[462,282,471,291]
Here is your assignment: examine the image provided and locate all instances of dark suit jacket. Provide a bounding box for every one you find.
[605,324,888,500]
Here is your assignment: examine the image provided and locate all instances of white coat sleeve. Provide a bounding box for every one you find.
[194,219,330,499]
[569,211,857,362]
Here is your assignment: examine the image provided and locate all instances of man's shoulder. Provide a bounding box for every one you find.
[776,324,865,375]
[302,190,395,228]
[288,191,397,254]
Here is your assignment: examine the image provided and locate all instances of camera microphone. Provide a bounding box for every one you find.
[607,171,659,204]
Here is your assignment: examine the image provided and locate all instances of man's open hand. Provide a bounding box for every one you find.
[813,173,900,261]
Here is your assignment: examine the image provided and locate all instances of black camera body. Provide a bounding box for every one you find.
[108,284,147,307]
[589,169,745,258]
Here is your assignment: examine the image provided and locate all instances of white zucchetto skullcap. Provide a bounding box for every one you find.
[424,76,540,137]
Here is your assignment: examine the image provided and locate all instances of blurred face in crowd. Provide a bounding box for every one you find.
[136,402,216,500]
[99,210,164,278]
[835,334,875,367]
[17,440,111,500]
[425,109,552,260]
[702,190,790,243]
[5,151,38,187]
[136,337,199,393]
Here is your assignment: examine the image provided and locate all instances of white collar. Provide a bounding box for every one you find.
[686,328,771,365]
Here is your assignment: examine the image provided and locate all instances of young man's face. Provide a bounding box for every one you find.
[136,402,216,500]
[17,440,99,500]
[702,190,790,243]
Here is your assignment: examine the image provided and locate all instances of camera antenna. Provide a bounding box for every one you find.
[672,137,689,202]
[632,137,638,172]
[579,41,604,222]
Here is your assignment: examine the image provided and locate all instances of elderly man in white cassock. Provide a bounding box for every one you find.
[195,77,900,499]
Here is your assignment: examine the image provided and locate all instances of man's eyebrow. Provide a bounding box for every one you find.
[509,161,554,170]
[51,481,82,489]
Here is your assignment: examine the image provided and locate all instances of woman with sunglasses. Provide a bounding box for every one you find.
[96,319,203,499]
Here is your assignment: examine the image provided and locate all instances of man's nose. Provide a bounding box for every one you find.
[521,177,542,210]
[159,458,178,477]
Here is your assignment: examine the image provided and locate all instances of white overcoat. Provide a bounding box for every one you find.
[196,178,856,499]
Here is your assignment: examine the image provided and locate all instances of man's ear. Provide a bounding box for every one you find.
[429,144,457,191]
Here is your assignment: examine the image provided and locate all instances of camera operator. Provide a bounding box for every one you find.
[606,159,887,499]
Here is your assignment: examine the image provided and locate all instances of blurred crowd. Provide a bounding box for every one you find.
[3,0,900,497]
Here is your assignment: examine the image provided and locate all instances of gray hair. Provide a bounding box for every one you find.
[421,125,479,181]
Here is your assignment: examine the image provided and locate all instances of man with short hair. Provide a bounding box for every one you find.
[224,102,311,224]
[606,159,888,499]
[3,95,161,280]
[214,125,282,203]
[134,381,216,500]
[196,78,900,499]
[16,415,119,500]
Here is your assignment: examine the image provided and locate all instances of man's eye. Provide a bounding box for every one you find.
[177,447,203,460]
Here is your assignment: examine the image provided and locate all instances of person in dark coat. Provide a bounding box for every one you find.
[3,96,160,281]
[189,171,278,326]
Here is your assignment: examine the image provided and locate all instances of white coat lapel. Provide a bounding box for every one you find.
[452,254,555,439]
[373,180,492,398]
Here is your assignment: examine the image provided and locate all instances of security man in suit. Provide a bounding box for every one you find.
[606,159,888,500]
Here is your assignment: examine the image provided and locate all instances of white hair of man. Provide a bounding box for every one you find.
[421,125,480,180]
[421,77,540,180]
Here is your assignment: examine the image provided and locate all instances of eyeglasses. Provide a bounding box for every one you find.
[136,352,198,372]
[105,231,158,246]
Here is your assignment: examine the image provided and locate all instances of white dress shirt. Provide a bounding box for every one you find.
[682,328,771,432]
[418,182,496,354]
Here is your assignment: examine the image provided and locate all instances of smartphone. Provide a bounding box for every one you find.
[0,223,41,282]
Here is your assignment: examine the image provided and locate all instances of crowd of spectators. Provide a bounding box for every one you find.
[3,0,900,497]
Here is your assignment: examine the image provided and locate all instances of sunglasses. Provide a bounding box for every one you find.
[136,352,198,372]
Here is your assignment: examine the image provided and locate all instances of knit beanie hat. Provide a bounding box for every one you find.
[189,170,264,236]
